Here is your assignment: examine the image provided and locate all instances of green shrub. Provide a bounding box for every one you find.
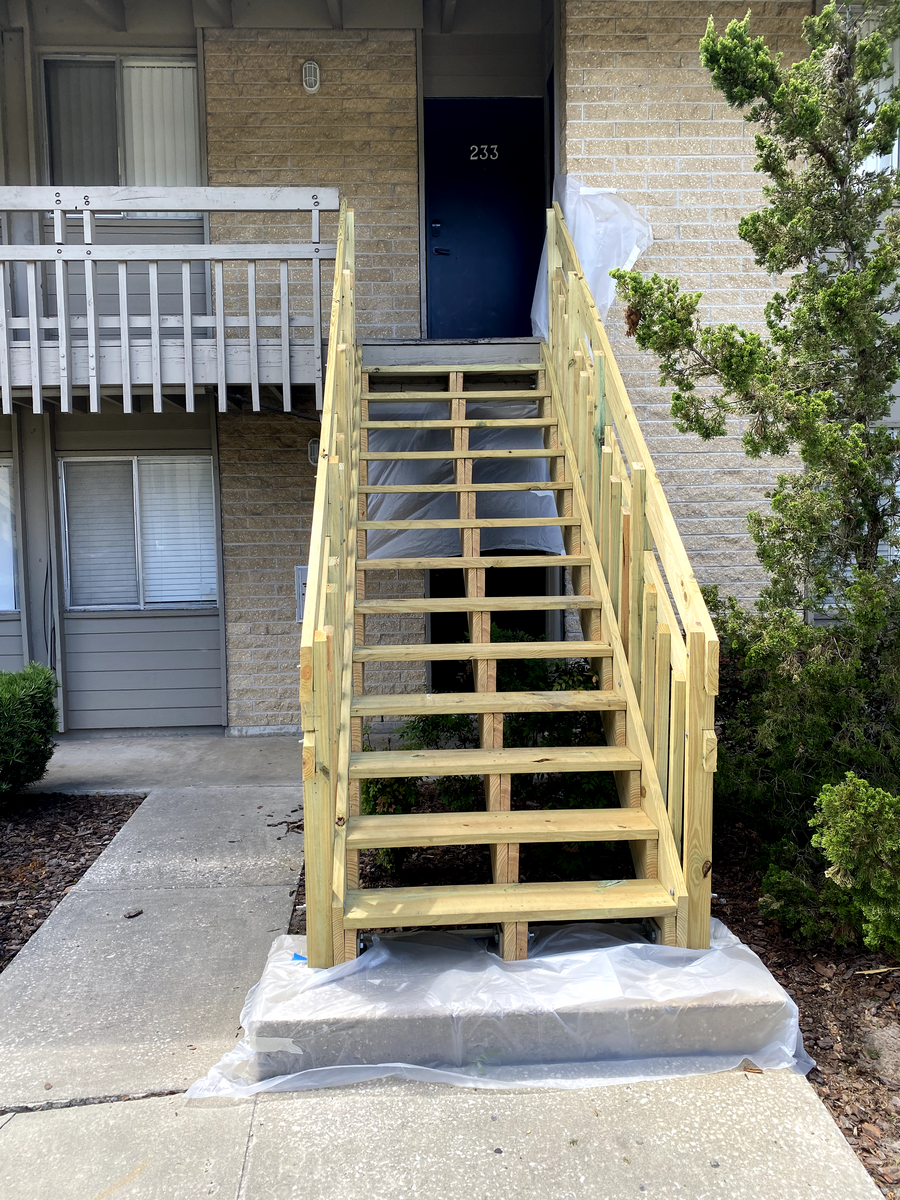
[0,663,58,796]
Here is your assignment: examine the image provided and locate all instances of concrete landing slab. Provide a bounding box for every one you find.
[79,786,302,889]
[0,1095,253,1200]
[243,1071,881,1200]
[35,733,302,792]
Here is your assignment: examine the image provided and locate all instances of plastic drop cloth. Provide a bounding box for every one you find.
[531,175,654,340]
[365,397,565,559]
[187,920,813,1097]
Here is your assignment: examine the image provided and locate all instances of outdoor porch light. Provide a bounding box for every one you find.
[302,61,320,94]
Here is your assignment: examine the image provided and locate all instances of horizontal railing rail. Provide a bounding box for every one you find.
[0,186,340,414]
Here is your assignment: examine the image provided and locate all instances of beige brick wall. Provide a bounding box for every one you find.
[217,410,318,731]
[563,0,807,601]
[203,27,421,339]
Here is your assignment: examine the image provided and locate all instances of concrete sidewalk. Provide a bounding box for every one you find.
[0,734,883,1199]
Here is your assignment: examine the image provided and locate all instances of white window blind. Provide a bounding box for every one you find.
[65,461,139,608]
[0,464,17,612]
[122,62,202,188]
[138,459,217,604]
[63,458,217,609]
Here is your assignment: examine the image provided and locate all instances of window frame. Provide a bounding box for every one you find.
[59,453,219,613]
[0,457,19,615]
[40,53,201,192]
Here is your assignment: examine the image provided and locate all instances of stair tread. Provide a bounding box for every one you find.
[361,449,562,459]
[362,418,555,429]
[359,482,573,493]
[356,555,590,570]
[343,878,675,927]
[365,365,543,376]
[356,596,599,614]
[350,690,626,715]
[349,745,641,778]
[353,641,612,662]
[346,809,657,849]
[359,517,579,529]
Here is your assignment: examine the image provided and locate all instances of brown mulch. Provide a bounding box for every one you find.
[0,790,145,974]
[714,825,900,1197]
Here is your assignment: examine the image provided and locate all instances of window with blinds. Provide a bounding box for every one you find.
[62,458,218,610]
[0,464,17,612]
[44,58,201,190]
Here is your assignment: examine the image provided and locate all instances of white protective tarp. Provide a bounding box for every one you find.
[187,921,813,1097]
[531,175,654,340]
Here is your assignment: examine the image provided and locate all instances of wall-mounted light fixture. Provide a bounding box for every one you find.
[308,437,320,465]
[302,61,320,94]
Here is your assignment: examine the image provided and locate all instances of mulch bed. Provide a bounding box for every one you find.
[288,806,900,1196]
[0,790,145,975]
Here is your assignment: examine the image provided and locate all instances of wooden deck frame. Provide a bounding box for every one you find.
[299,203,716,967]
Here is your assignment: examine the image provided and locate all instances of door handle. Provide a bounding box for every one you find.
[433,247,450,256]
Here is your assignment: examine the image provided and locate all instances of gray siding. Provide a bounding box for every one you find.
[0,614,24,672]
[63,610,223,729]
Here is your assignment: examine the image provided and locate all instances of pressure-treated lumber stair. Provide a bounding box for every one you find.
[300,202,720,968]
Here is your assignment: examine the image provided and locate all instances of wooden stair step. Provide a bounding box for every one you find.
[346,808,657,849]
[365,364,543,376]
[353,641,612,663]
[362,418,555,430]
[361,449,563,460]
[362,390,549,402]
[356,554,590,571]
[349,745,640,779]
[359,482,573,494]
[359,517,579,530]
[343,878,676,928]
[350,690,626,716]
[356,596,600,615]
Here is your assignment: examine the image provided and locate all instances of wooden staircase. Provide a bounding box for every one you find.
[300,203,719,968]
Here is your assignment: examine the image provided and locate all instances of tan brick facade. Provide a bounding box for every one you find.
[562,0,807,601]
[203,27,421,339]
[217,410,318,731]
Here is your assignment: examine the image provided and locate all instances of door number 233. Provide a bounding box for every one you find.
[470,144,499,160]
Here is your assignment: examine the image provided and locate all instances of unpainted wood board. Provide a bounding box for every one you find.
[360,482,573,494]
[356,596,599,614]
[349,745,641,778]
[359,517,579,530]
[365,364,543,375]
[353,640,612,662]
[346,808,657,848]
[357,555,590,570]
[350,690,626,716]
[343,877,677,926]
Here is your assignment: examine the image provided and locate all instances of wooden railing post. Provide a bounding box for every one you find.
[684,630,715,949]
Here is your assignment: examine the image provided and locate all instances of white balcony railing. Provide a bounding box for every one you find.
[0,186,340,415]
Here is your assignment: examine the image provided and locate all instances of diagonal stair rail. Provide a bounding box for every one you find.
[546,202,719,949]
[299,202,718,968]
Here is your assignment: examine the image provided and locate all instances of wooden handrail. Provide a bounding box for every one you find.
[546,202,716,948]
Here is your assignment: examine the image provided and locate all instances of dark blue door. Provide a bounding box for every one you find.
[424,98,545,339]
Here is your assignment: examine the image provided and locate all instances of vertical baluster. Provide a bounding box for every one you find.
[214,259,226,412]
[685,630,715,950]
[628,463,646,695]
[599,442,612,582]
[639,584,658,743]
[26,261,43,413]
[54,212,72,414]
[668,670,687,856]
[181,261,194,413]
[83,210,99,413]
[117,262,132,414]
[0,263,11,415]
[280,259,290,411]
[608,476,622,622]
[654,622,672,803]
[247,259,260,411]
[148,260,162,413]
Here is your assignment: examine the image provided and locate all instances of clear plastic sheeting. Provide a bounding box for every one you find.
[364,397,565,559]
[531,175,654,340]
[187,921,813,1098]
